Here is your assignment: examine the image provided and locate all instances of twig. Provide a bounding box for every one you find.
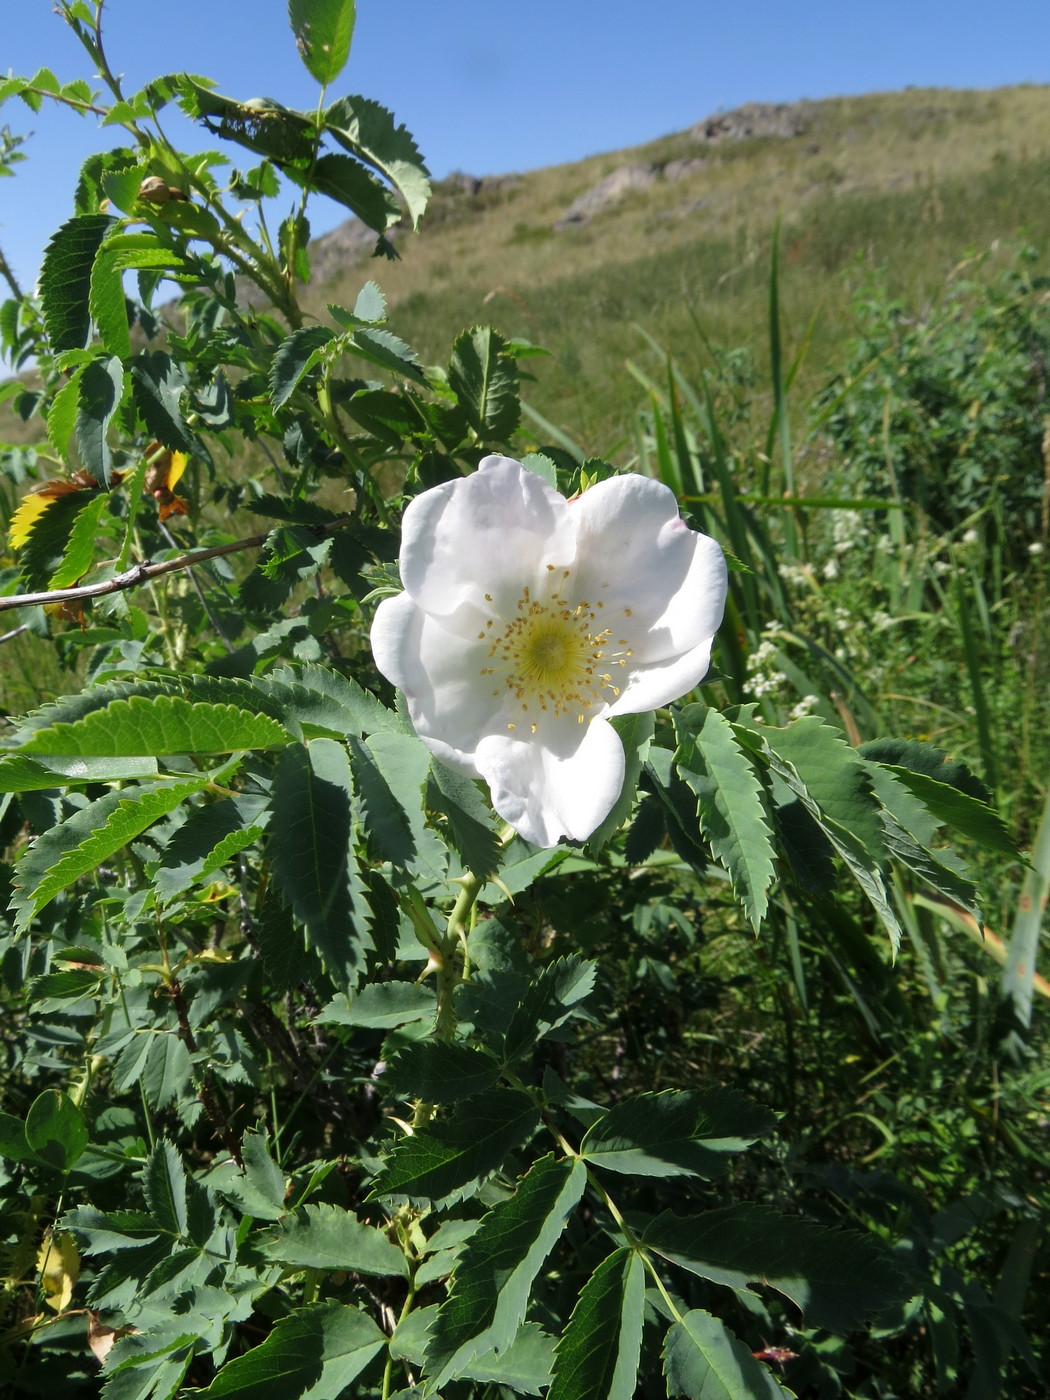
[0,516,352,613]
[0,622,29,644]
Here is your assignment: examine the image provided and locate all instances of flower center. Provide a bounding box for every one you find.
[477,573,634,730]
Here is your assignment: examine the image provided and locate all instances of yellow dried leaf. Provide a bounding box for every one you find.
[9,491,54,551]
[36,1230,79,1312]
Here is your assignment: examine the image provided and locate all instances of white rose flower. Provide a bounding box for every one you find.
[370,455,728,847]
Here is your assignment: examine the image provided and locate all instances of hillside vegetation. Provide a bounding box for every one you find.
[303,85,1050,448]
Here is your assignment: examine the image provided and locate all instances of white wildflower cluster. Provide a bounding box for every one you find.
[820,509,871,580]
[788,694,821,721]
[745,638,788,699]
[830,509,869,552]
[777,561,810,590]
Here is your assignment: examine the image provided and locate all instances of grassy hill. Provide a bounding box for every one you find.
[301,84,1050,452]
[4,85,1050,460]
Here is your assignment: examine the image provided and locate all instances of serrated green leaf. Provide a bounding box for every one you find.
[59,1206,161,1253]
[259,1202,408,1277]
[48,491,111,588]
[354,279,386,322]
[316,981,436,1029]
[383,1041,500,1104]
[75,354,124,487]
[587,711,655,853]
[371,1088,538,1204]
[427,1156,586,1387]
[448,327,520,440]
[519,453,558,488]
[89,234,188,358]
[675,707,774,931]
[154,795,267,900]
[39,213,116,351]
[757,715,886,860]
[258,663,397,737]
[304,152,401,231]
[204,1301,385,1399]
[858,736,989,802]
[349,326,426,383]
[349,730,446,880]
[324,95,431,227]
[21,694,291,758]
[212,1129,287,1220]
[504,956,596,1060]
[270,325,334,410]
[773,798,836,895]
[548,1249,644,1400]
[130,351,194,453]
[140,1030,192,1111]
[24,1090,88,1172]
[463,1324,556,1394]
[288,0,356,85]
[884,806,985,924]
[0,752,159,793]
[580,1088,775,1179]
[427,760,501,880]
[101,161,149,214]
[11,774,212,927]
[101,1334,195,1400]
[27,968,104,1005]
[142,1140,188,1237]
[738,719,903,952]
[177,80,315,163]
[663,1310,791,1400]
[644,1203,909,1333]
[47,368,82,458]
[253,896,316,994]
[267,739,372,988]
[878,763,1016,856]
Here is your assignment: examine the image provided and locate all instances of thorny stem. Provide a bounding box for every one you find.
[381,1266,419,1400]
[0,245,24,300]
[0,516,355,613]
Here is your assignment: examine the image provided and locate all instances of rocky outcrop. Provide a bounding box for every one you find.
[552,102,808,228]
[554,163,659,228]
[688,101,808,144]
[306,218,399,284]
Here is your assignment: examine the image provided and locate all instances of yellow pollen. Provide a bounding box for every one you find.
[476,574,633,723]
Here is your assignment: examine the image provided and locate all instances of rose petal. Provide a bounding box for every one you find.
[371,592,515,773]
[475,716,626,846]
[605,636,718,717]
[570,474,727,661]
[399,455,575,620]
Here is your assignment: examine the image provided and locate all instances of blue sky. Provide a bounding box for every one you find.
[3,0,1050,294]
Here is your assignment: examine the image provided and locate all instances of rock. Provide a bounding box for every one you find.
[687,100,807,145]
[663,157,711,182]
[554,162,658,228]
[306,219,401,284]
